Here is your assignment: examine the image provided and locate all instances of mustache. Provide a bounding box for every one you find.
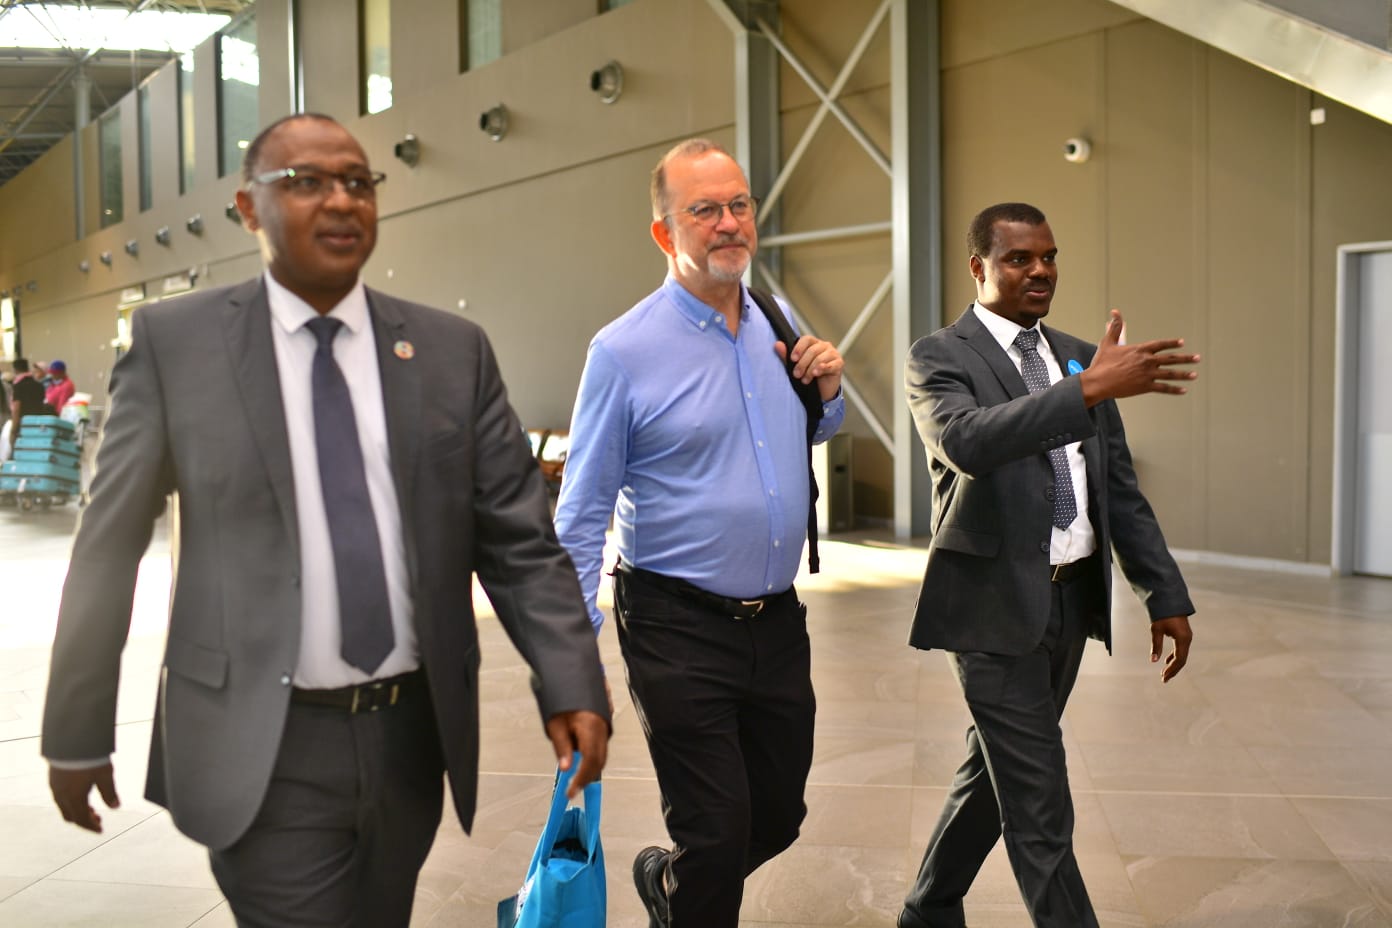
[710,234,750,250]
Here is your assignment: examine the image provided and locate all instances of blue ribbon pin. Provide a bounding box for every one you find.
[1066,359,1083,376]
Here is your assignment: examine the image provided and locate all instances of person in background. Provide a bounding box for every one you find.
[8,358,47,440]
[43,360,75,414]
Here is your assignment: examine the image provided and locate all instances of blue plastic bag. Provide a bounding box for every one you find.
[498,756,605,928]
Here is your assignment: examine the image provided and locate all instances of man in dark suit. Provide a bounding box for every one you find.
[899,202,1199,928]
[41,113,609,927]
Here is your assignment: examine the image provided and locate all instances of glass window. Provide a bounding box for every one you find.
[179,53,195,194]
[460,0,500,71]
[361,0,392,114]
[217,12,259,178]
[137,84,153,211]
[98,109,123,228]
[1,296,16,361]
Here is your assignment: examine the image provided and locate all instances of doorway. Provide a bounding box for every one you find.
[1334,242,1392,577]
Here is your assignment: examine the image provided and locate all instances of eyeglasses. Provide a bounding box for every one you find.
[668,195,760,226]
[249,166,387,200]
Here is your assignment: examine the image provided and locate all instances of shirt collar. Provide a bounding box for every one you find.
[662,275,749,331]
[973,300,1040,355]
[263,270,369,337]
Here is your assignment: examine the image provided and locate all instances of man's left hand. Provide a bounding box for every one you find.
[775,336,844,401]
[544,710,610,798]
[1150,616,1193,683]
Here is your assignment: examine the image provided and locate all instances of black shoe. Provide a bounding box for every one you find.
[632,845,670,928]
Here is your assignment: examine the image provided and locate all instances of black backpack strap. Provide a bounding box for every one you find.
[747,285,823,574]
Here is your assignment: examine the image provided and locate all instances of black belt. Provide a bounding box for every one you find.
[1050,555,1096,584]
[619,563,792,620]
[291,669,424,714]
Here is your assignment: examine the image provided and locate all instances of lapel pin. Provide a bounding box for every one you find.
[393,340,415,360]
[1066,359,1083,376]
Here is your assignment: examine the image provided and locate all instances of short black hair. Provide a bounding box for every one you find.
[241,112,342,184]
[12,358,29,373]
[967,202,1047,259]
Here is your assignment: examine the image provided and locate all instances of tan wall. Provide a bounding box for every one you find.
[4,0,1392,564]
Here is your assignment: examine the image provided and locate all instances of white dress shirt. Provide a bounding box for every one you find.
[264,272,418,687]
[972,302,1097,566]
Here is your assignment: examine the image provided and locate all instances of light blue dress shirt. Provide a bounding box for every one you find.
[555,276,845,632]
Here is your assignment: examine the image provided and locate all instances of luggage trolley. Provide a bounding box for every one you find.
[0,415,83,511]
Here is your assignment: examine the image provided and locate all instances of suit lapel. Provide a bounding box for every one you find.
[366,289,422,588]
[955,305,1028,400]
[222,278,300,559]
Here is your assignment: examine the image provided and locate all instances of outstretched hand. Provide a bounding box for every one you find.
[1080,309,1200,406]
[544,710,610,799]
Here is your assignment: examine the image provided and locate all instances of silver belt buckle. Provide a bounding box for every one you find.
[738,599,766,620]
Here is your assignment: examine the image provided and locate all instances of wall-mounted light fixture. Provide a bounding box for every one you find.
[78,259,91,273]
[394,133,420,167]
[225,202,241,223]
[155,226,172,246]
[99,251,113,267]
[186,213,204,235]
[590,60,624,104]
[479,104,509,142]
[124,239,140,257]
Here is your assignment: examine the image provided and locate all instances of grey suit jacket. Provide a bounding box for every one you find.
[904,305,1193,656]
[41,277,608,851]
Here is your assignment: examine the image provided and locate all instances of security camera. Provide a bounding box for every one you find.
[1062,137,1091,164]
[394,134,420,167]
[590,60,624,104]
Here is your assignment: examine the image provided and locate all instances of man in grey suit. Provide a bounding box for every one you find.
[899,202,1199,928]
[41,113,610,927]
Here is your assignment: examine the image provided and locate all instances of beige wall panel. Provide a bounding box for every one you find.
[503,0,598,53]
[192,38,219,184]
[940,34,1106,327]
[146,64,182,211]
[777,0,892,112]
[362,139,685,427]
[392,0,461,100]
[82,123,100,238]
[941,0,1139,69]
[256,0,295,124]
[300,0,361,120]
[1203,49,1310,560]
[350,0,730,223]
[120,98,140,230]
[0,136,75,268]
[1103,20,1205,546]
[1307,98,1392,562]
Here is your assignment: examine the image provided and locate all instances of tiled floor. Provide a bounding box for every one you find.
[2,506,1391,926]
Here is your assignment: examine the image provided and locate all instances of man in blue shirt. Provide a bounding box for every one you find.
[555,138,845,926]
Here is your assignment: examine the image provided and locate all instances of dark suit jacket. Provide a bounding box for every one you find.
[904,305,1193,656]
[41,277,608,851]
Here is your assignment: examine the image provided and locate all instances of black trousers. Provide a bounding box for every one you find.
[209,682,446,928]
[614,567,816,928]
[902,566,1102,928]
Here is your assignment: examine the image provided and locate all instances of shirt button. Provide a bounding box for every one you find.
[769,489,776,496]
[767,584,774,592]
[715,315,723,323]
[757,440,764,447]
[774,539,781,548]
[699,321,707,329]
[280,674,291,686]
[746,392,753,399]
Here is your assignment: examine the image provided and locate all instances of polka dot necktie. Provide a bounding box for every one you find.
[1014,328,1078,530]
[306,316,395,674]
